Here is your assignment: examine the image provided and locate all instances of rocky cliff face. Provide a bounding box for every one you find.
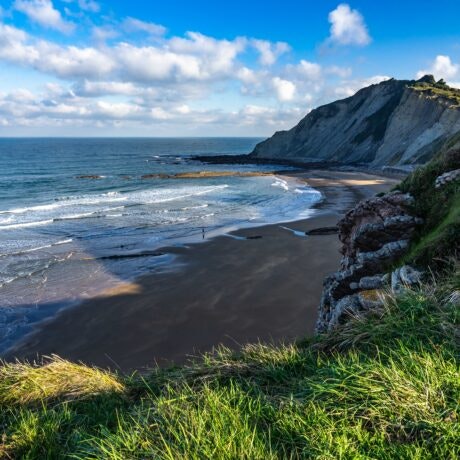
[316,192,423,332]
[250,76,460,168]
[316,147,460,332]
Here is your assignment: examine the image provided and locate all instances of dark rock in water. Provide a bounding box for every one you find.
[306,226,339,235]
[141,173,169,179]
[316,191,423,332]
[246,235,262,240]
[76,175,103,179]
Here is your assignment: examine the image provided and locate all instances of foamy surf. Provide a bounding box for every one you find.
[0,138,324,353]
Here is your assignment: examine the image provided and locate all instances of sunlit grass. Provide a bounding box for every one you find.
[1,273,459,459]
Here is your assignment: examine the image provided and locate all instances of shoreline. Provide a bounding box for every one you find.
[3,170,399,371]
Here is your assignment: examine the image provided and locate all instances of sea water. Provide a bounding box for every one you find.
[0,138,322,349]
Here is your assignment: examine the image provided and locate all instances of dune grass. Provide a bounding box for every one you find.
[1,272,459,459]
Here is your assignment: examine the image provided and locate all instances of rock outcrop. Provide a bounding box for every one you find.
[435,169,460,188]
[250,76,460,168]
[316,192,424,332]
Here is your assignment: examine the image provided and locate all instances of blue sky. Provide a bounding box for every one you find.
[0,0,459,136]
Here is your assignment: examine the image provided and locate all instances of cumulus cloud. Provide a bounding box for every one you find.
[296,60,322,80]
[0,85,305,135]
[327,3,371,46]
[250,39,290,66]
[272,77,296,102]
[14,0,75,34]
[416,55,459,81]
[0,24,246,82]
[0,11,390,135]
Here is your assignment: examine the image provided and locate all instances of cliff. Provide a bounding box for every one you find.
[317,146,460,332]
[250,76,460,168]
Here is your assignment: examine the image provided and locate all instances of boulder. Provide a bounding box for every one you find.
[435,169,460,188]
[391,265,424,293]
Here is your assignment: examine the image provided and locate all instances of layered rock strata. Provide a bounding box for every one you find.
[316,192,423,332]
[250,76,460,168]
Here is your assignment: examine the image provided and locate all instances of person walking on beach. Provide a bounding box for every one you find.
[202,228,205,239]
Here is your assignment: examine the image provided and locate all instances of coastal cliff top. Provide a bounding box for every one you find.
[409,75,460,107]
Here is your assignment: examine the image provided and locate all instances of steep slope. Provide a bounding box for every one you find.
[317,147,460,332]
[250,76,460,167]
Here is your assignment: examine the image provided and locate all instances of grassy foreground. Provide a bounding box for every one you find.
[1,270,459,459]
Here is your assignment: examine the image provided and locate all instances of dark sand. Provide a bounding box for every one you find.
[5,170,399,371]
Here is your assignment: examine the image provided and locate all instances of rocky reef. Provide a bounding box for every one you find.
[316,191,424,332]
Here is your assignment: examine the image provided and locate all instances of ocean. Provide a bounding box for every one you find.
[0,138,322,350]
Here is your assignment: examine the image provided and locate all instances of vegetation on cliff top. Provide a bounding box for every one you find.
[398,146,460,268]
[410,77,460,107]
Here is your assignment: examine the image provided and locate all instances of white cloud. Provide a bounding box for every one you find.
[333,75,390,98]
[168,32,247,76]
[272,77,296,102]
[297,60,322,80]
[0,14,392,135]
[37,43,116,78]
[326,65,352,78]
[327,3,371,46]
[14,0,75,34]
[74,80,139,96]
[250,39,290,66]
[91,25,119,42]
[61,0,100,13]
[416,55,459,81]
[77,0,99,12]
[122,17,166,36]
[175,104,191,114]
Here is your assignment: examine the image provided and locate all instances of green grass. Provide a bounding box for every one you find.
[397,147,460,268]
[410,80,460,106]
[1,274,459,459]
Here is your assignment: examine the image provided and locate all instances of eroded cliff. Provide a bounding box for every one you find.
[250,76,460,168]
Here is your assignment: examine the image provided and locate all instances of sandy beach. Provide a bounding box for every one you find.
[4,170,399,371]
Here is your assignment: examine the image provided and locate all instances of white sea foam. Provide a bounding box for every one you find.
[0,203,61,214]
[16,239,72,254]
[55,239,73,246]
[181,204,208,210]
[271,178,289,191]
[279,225,308,237]
[0,219,54,230]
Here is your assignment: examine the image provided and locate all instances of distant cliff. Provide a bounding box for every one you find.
[250,76,460,168]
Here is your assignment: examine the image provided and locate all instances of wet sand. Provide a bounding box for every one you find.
[4,170,399,371]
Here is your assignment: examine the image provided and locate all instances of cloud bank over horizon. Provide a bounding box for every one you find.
[0,0,458,136]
